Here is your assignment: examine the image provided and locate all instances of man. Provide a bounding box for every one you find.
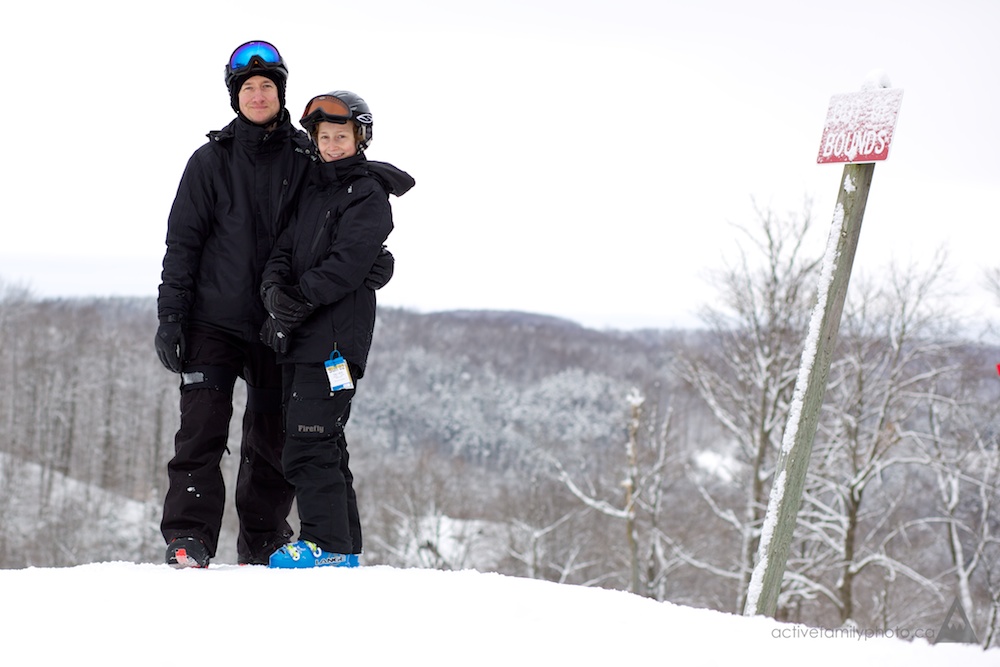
[155,40,391,567]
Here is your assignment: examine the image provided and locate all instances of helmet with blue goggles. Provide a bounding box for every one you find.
[225,40,288,113]
[225,41,287,83]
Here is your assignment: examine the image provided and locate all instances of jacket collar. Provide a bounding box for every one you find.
[209,108,296,152]
[314,153,369,186]
[312,154,416,198]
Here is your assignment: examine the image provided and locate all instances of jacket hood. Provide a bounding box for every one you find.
[367,160,416,197]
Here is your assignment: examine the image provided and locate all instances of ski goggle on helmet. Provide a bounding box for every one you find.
[224,40,287,89]
[300,91,374,152]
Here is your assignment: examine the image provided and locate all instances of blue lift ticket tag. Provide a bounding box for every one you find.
[325,350,354,391]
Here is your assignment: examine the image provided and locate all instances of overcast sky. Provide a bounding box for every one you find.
[1,0,997,330]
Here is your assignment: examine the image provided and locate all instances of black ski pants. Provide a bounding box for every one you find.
[161,325,294,562]
[281,362,361,555]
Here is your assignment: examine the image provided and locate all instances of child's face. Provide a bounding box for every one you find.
[316,120,357,162]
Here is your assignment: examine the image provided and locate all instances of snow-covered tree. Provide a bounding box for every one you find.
[677,203,820,611]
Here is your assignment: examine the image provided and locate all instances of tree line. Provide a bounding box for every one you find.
[0,205,997,647]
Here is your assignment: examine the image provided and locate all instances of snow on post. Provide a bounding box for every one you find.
[744,74,902,619]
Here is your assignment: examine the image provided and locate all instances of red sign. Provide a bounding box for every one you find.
[817,88,904,164]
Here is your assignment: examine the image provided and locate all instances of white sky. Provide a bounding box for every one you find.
[1,0,998,330]
[1,562,994,663]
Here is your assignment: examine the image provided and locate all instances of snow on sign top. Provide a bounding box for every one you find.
[817,88,904,164]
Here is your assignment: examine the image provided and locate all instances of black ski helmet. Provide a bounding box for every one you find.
[300,90,374,152]
[225,40,288,113]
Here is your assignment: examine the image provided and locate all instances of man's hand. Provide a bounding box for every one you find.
[365,246,395,290]
[155,316,185,373]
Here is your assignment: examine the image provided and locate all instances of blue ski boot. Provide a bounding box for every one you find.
[268,540,358,569]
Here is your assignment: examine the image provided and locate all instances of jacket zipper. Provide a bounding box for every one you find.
[275,179,288,228]
[310,210,331,255]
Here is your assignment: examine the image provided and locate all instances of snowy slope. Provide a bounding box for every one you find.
[0,562,992,666]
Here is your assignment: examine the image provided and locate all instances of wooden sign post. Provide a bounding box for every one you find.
[743,81,904,618]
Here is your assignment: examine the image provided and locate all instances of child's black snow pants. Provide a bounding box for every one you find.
[281,362,361,555]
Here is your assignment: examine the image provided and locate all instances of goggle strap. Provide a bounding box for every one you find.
[301,110,351,129]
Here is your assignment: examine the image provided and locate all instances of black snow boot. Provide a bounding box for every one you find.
[166,537,210,568]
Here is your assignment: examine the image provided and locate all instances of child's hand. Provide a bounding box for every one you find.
[260,315,292,354]
[262,283,315,326]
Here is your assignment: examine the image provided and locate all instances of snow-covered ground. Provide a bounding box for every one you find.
[1,561,992,665]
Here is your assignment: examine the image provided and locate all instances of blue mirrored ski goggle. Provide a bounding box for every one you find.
[228,40,282,74]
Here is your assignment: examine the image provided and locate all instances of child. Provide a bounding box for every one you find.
[259,90,414,567]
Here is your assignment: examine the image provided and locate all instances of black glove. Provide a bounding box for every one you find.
[261,283,315,328]
[365,246,395,290]
[155,316,185,373]
[260,316,291,354]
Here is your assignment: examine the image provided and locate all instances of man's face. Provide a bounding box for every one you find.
[238,75,280,125]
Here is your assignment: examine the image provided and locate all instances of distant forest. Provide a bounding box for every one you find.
[1,209,998,647]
